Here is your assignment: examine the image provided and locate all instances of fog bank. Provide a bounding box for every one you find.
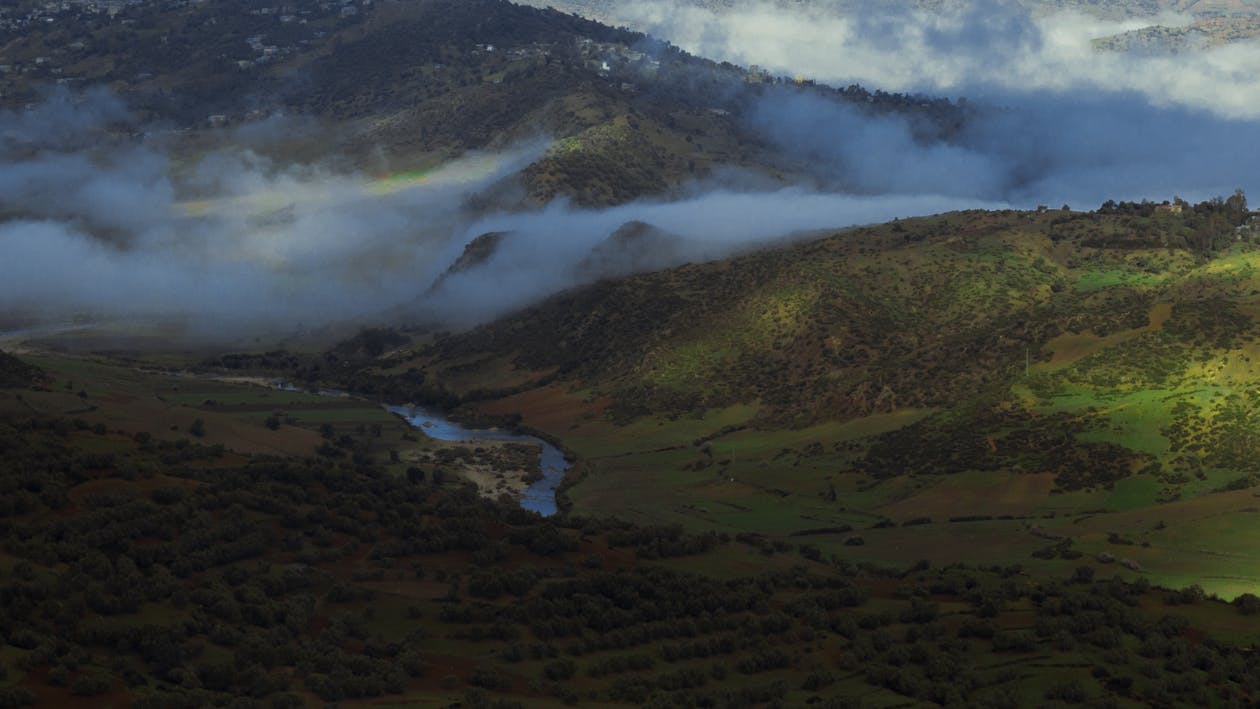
[9,0,1260,336]
[0,91,1000,333]
[606,0,1260,118]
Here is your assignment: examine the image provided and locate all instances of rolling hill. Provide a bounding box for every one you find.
[8,1,1260,706]
[354,197,1260,596]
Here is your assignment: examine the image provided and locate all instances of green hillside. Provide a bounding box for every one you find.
[351,198,1260,596]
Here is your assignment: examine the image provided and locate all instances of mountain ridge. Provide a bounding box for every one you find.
[0,0,966,209]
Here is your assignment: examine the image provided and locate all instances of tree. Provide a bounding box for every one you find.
[1226,188,1248,225]
[1235,593,1260,615]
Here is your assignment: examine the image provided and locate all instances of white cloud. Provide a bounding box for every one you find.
[604,0,1260,118]
[0,91,551,329]
[425,189,1004,324]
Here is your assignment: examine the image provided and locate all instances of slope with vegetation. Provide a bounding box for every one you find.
[6,351,1260,707]
[0,352,43,389]
[343,196,1260,597]
[0,0,965,208]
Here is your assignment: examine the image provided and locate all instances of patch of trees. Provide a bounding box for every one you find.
[1096,190,1250,253]
[0,350,44,388]
[857,402,1145,491]
[9,401,1260,706]
[200,350,303,372]
[605,523,722,559]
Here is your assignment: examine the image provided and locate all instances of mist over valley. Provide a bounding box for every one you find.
[4,0,1260,332]
[6,2,1260,707]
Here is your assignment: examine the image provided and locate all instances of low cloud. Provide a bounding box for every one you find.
[10,0,1260,337]
[0,85,128,155]
[752,87,1260,206]
[0,90,1004,335]
[601,0,1260,118]
[424,189,1003,325]
[578,0,1260,206]
[0,90,551,333]
[1,84,1251,334]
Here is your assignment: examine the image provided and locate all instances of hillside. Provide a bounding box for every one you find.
[413,200,1250,425]
[335,198,1260,596]
[0,0,962,207]
[0,350,43,388]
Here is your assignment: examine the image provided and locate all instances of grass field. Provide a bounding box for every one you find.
[0,353,432,473]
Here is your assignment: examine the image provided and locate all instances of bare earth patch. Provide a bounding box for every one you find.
[404,440,542,501]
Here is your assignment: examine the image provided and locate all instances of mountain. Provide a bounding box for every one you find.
[0,0,962,208]
[351,197,1260,595]
[576,220,692,281]
[513,0,1260,21]
[8,1,1260,706]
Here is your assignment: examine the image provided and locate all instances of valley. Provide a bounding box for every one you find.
[6,0,1260,706]
[9,198,1260,706]
[349,201,1260,598]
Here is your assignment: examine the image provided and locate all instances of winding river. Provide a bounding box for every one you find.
[386,405,569,517]
[174,373,570,516]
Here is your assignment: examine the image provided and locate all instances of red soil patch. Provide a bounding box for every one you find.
[195,415,321,457]
[54,473,201,520]
[478,384,612,433]
[576,538,638,571]
[879,473,1058,520]
[1184,627,1207,646]
[18,667,131,709]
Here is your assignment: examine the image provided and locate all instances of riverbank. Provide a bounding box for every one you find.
[388,404,570,516]
[105,364,573,515]
[400,438,541,502]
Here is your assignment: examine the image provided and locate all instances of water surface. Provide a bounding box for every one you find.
[387,405,568,516]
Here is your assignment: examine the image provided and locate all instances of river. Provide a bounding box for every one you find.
[386,405,569,517]
[161,371,570,517]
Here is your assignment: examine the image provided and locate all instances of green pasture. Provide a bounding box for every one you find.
[562,404,757,458]
[1073,268,1164,292]
[12,353,424,463]
[711,409,932,459]
[160,387,334,409]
